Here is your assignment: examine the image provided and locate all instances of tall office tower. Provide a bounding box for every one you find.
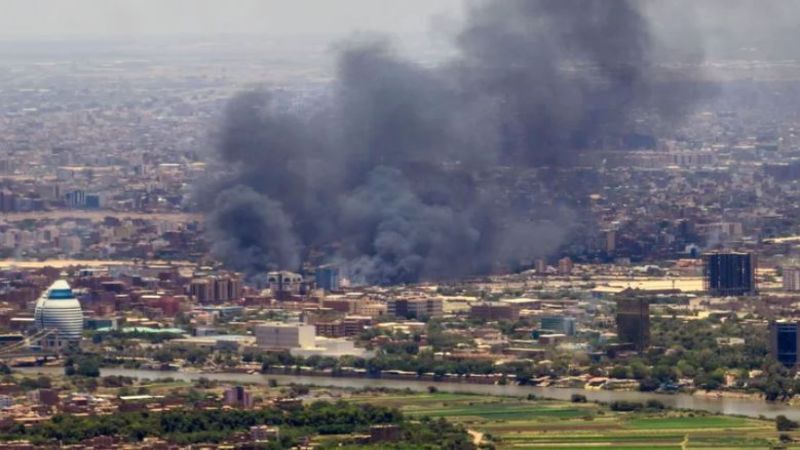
[703,251,757,296]
[540,315,577,336]
[0,190,16,212]
[769,320,800,367]
[190,275,243,304]
[34,280,84,349]
[558,257,574,275]
[213,277,231,302]
[227,276,243,300]
[615,298,650,351]
[266,271,303,299]
[189,279,213,303]
[315,265,340,292]
[223,385,253,408]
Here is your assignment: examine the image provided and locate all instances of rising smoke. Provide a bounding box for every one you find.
[201,0,703,285]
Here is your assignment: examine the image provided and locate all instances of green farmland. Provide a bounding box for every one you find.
[347,391,798,449]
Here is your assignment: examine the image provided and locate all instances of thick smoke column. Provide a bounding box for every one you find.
[202,0,701,284]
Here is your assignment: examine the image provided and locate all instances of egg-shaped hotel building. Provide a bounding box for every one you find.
[34,280,84,348]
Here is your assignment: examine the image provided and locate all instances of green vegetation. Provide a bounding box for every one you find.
[627,416,751,429]
[91,329,182,344]
[84,301,795,404]
[250,313,792,400]
[64,354,101,378]
[406,403,589,420]
[0,400,446,447]
[777,415,799,432]
[317,417,474,450]
[18,375,52,390]
[347,391,789,449]
[640,314,800,399]
[570,393,587,403]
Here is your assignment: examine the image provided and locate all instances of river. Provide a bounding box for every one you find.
[17,367,800,421]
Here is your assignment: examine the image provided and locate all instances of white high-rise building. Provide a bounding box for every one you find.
[255,322,315,349]
[34,280,84,348]
[784,267,800,292]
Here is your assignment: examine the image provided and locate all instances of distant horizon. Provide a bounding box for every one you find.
[0,0,463,38]
[1,1,799,62]
[0,31,437,41]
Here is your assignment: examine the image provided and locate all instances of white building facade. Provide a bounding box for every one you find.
[784,267,800,292]
[255,322,315,349]
[34,280,84,348]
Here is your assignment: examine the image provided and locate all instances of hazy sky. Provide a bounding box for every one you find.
[0,0,464,38]
[1,0,797,61]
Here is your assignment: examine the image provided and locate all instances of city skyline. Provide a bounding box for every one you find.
[1,1,800,448]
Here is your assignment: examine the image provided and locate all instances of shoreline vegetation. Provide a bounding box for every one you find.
[243,365,783,403]
[17,363,795,415]
[3,368,788,449]
[20,360,786,402]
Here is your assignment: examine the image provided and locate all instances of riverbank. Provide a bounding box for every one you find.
[151,364,776,406]
[16,366,800,421]
[351,390,779,450]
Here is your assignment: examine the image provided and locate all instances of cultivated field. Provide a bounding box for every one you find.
[348,391,796,449]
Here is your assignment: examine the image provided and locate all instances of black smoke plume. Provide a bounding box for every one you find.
[202,0,702,284]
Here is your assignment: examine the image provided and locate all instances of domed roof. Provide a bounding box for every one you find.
[46,280,75,300]
[35,279,83,341]
[50,280,70,290]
